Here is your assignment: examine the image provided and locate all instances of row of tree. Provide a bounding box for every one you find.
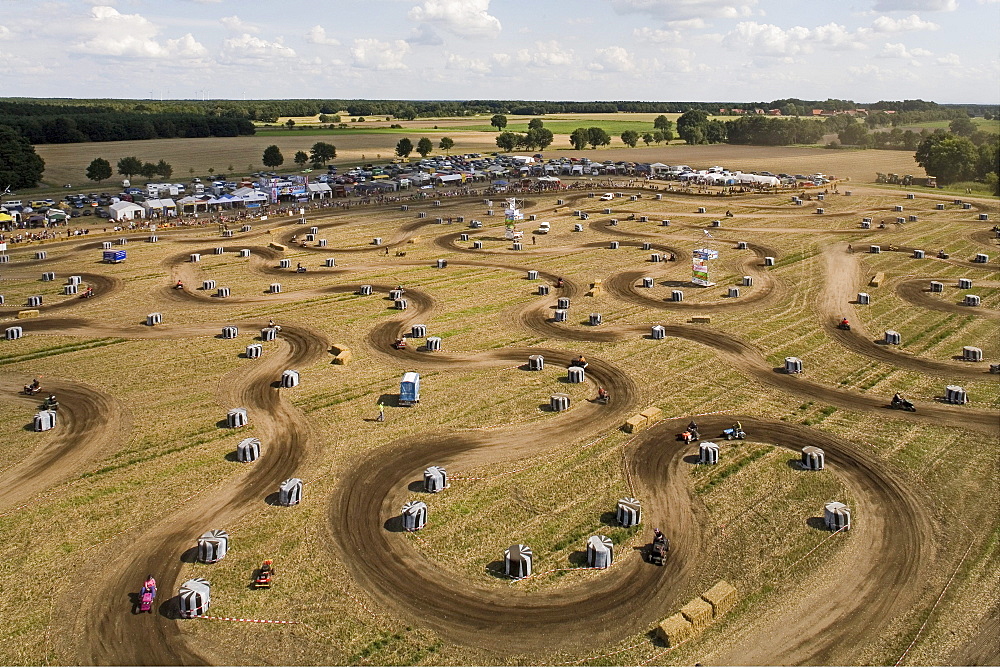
[1,112,255,145]
[394,137,455,158]
[4,97,992,129]
[85,157,173,183]
[262,142,338,169]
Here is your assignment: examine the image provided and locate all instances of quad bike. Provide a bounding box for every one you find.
[890,396,916,412]
[648,532,669,566]
[254,560,274,589]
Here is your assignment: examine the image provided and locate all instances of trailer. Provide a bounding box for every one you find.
[399,372,420,406]
[102,250,126,263]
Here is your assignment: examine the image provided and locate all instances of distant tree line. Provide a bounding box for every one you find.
[2,97,993,130]
[0,111,254,145]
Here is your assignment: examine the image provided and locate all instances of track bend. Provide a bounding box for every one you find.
[896,277,1000,321]
[819,246,995,378]
[332,415,933,664]
[76,323,328,666]
[0,378,127,511]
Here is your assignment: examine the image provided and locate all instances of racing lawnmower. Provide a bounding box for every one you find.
[678,421,700,443]
[254,560,275,589]
[890,394,916,412]
[722,425,746,440]
[648,529,669,566]
[138,576,156,614]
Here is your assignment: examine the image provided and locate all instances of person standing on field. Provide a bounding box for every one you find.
[376,402,385,422]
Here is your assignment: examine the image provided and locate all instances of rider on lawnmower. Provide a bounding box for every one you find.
[597,387,609,403]
[840,318,849,328]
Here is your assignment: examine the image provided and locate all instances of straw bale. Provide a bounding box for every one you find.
[656,614,694,647]
[680,597,713,632]
[640,407,663,423]
[702,580,738,618]
[623,414,647,433]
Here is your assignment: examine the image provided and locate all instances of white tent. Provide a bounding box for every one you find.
[142,198,177,217]
[307,183,332,199]
[109,201,144,221]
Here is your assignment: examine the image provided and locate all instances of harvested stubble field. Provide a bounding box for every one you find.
[0,170,997,667]
[33,131,923,190]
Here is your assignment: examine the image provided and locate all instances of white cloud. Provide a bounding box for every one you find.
[725,21,866,56]
[446,53,490,73]
[871,13,941,30]
[937,52,961,64]
[220,15,259,34]
[0,25,10,40]
[610,0,758,22]
[589,46,636,72]
[847,62,918,81]
[665,18,707,29]
[879,41,931,57]
[873,0,958,10]
[514,40,575,67]
[633,27,681,42]
[75,7,207,59]
[409,0,501,37]
[306,25,340,45]
[221,33,295,60]
[406,24,444,46]
[351,38,410,70]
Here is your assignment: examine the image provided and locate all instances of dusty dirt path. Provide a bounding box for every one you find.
[330,415,933,664]
[0,378,127,512]
[69,324,328,666]
[819,245,994,378]
[896,278,1000,321]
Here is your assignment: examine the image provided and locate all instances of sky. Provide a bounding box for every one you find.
[0,0,997,104]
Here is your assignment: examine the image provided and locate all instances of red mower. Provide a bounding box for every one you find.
[254,560,274,589]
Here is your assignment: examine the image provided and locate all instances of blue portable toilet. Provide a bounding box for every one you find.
[399,372,420,406]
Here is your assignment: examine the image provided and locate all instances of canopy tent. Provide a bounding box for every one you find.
[109,201,144,221]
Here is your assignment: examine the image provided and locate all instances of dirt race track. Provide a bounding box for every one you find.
[0,177,997,666]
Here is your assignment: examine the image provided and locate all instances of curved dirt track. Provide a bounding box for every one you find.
[896,278,1000,321]
[75,323,328,666]
[0,273,123,315]
[0,378,127,511]
[331,415,933,663]
[603,240,782,313]
[818,246,995,378]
